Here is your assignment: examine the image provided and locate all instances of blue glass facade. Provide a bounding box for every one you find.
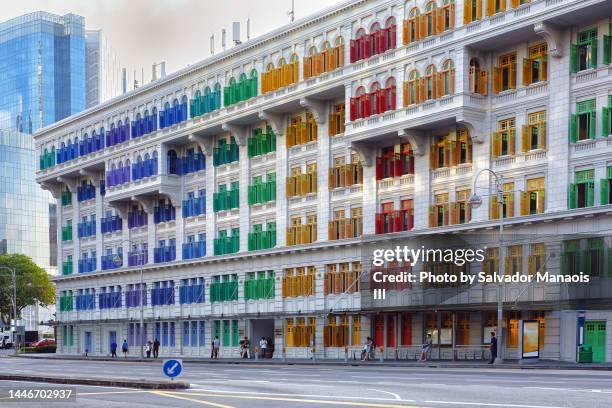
[0,12,85,134]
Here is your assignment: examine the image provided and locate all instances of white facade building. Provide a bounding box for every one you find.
[36,0,612,363]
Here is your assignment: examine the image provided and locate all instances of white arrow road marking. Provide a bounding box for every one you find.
[367,389,401,400]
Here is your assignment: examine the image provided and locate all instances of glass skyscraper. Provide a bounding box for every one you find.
[0,12,87,333]
[0,12,85,134]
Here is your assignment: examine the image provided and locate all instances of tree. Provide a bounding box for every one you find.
[0,254,55,327]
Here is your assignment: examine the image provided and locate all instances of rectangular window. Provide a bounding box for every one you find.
[521,177,545,215]
[569,169,595,209]
[492,118,516,157]
[493,53,517,93]
[523,43,548,85]
[571,29,598,73]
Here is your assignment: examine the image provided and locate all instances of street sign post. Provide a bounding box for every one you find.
[162,359,183,380]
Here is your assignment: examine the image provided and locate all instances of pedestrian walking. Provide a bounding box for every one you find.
[489,332,497,364]
[212,336,220,359]
[240,336,250,359]
[145,341,152,358]
[361,337,371,361]
[368,337,376,360]
[420,334,433,361]
[259,337,267,358]
[121,339,129,358]
[110,340,117,358]
[153,338,160,358]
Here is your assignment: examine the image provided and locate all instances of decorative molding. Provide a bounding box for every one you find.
[299,97,327,124]
[107,201,129,220]
[398,129,426,156]
[534,22,563,58]
[188,134,214,155]
[259,111,285,136]
[79,169,100,186]
[131,196,156,214]
[40,182,62,199]
[57,176,78,192]
[221,123,249,146]
[350,141,376,166]
[456,110,487,144]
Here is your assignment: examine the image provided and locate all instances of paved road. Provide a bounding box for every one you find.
[1,358,612,407]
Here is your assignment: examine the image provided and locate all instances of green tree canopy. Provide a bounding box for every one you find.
[0,254,55,326]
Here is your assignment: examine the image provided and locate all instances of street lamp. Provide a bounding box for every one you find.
[114,239,146,359]
[469,168,505,364]
[0,266,17,355]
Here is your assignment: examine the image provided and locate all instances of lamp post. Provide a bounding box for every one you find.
[469,168,505,364]
[114,239,146,359]
[0,266,17,355]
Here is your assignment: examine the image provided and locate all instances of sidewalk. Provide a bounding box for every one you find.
[12,353,612,370]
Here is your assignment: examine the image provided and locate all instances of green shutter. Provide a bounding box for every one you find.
[570,44,578,74]
[568,183,577,209]
[600,179,609,205]
[603,107,611,136]
[569,114,578,143]
[589,111,597,139]
[590,38,598,69]
[604,35,611,65]
[587,181,595,207]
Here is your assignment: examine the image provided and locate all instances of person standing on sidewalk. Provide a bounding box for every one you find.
[259,337,267,358]
[145,341,152,358]
[153,338,160,358]
[110,341,117,358]
[240,337,250,359]
[213,336,220,359]
[420,334,433,362]
[121,339,129,358]
[489,332,497,364]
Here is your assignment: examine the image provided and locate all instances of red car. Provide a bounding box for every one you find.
[32,339,56,347]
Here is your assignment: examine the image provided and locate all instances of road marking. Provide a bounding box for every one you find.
[368,389,401,400]
[425,400,566,408]
[153,391,236,408]
[164,390,422,407]
[525,386,612,394]
[185,388,416,403]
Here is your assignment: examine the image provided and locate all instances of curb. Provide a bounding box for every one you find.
[11,355,612,370]
[0,373,189,389]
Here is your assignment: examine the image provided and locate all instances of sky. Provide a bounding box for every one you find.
[0,0,333,84]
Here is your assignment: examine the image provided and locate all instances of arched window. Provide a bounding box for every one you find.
[309,45,318,56]
[425,64,436,100]
[370,22,381,33]
[356,28,366,39]
[204,86,211,95]
[144,153,150,161]
[406,7,420,44]
[335,36,344,46]
[370,82,380,115]
[214,83,221,92]
[385,77,397,111]
[229,77,236,86]
[266,62,275,72]
[278,58,286,67]
[118,161,123,169]
[250,69,257,78]
[164,102,170,111]
[290,53,299,63]
[425,1,437,37]
[355,85,366,96]
[441,59,455,96]
[322,41,331,50]
[405,69,420,106]
[386,16,396,28]
[239,73,247,83]
[468,58,485,95]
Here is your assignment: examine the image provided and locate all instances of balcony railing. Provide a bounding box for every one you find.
[375,210,414,234]
[154,246,176,264]
[101,254,122,271]
[101,216,122,234]
[182,196,206,217]
[77,220,96,238]
[127,251,148,267]
[286,224,317,246]
[153,204,176,224]
[128,210,147,228]
[78,258,96,273]
[61,226,73,242]
[61,261,73,276]
[182,241,206,260]
[213,189,239,212]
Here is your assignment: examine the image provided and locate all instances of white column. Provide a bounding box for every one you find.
[239,140,250,252]
[317,106,330,242]
[205,145,216,256]
[276,122,288,247]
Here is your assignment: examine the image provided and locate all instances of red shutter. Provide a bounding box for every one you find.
[350,40,357,63]
[409,154,415,174]
[390,25,397,49]
[393,210,401,232]
[363,94,372,117]
[349,97,357,121]
[389,86,397,110]
[376,157,383,180]
[394,154,402,176]
[375,213,383,234]
[364,34,372,59]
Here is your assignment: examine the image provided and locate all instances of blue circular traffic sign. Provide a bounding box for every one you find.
[162,359,183,378]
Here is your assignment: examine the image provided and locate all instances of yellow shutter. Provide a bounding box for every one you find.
[450,202,459,225]
[510,0,519,8]
[507,193,515,218]
[493,67,502,94]
[537,190,545,214]
[490,196,499,220]
[491,132,501,157]
[539,125,547,149]
[521,125,530,152]
[508,128,516,156]
[509,63,517,89]
[520,191,528,216]
[479,70,488,95]
[476,0,483,19]
[429,205,437,227]
[463,0,471,24]
[486,0,494,16]
[522,58,532,86]
[429,144,437,169]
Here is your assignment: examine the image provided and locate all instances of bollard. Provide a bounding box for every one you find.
[379,346,384,363]
[282,347,286,362]
[255,346,259,361]
[344,346,348,363]
[312,347,316,363]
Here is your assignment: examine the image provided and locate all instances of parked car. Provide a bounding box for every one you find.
[31,339,56,347]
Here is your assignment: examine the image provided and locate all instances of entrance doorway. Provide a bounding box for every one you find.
[250,319,274,358]
[84,331,93,354]
[109,331,117,354]
[585,321,606,363]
